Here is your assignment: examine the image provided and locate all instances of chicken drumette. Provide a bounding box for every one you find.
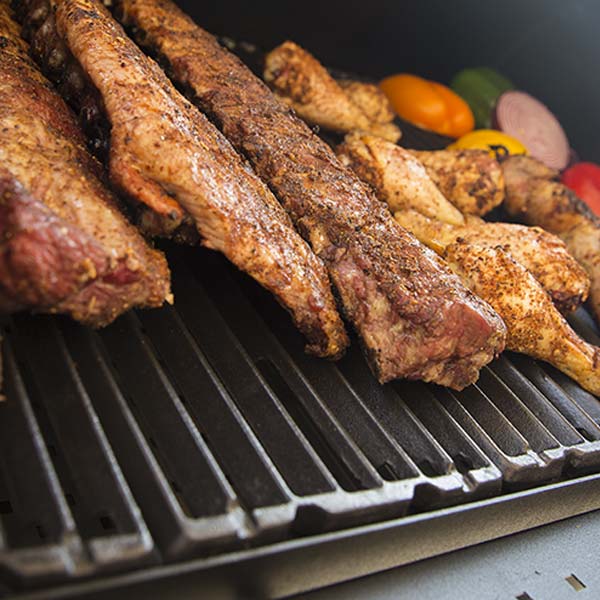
[395,210,589,314]
[337,132,465,225]
[445,240,600,396]
[337,132,589,313]
[503,154,600,326]
[264,41,401,142]
[410,149,505,216]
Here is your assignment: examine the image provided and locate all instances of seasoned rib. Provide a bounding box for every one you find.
[14,0,194,241]
[19,0,348,358]
[263,41,401,142]
[410,149,505,216]
[113,0,507,388]
[0,172,109,312]
[503,155,600,325]
[395,210,590,315]
[0,0,171,326]
[445,240,600,397]
[336,132,465,226]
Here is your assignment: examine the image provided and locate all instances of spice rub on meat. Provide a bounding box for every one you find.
[112,0,507,387]
[16,0,348,358]
[0,0,171,325]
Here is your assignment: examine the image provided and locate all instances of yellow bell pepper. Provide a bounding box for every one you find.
[448,129,528,157]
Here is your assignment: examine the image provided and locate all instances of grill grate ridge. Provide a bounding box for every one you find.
[2,76,600,598]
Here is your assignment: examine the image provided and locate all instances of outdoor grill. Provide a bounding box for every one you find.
[1,120,600,598]
[2,3,600,598]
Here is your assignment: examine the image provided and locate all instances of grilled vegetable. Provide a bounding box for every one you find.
[379,73,474,138]
[494,91,569,170]
[448,129,528,158]
[562,162,600,216]
[451,67,513,128]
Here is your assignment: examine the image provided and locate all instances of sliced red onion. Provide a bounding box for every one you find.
[494,91,570,170]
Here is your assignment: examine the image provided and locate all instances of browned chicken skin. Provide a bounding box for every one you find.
[0,0,171,326]
[18,0,348,359]
[264,41,401,142]
[410,149,505,216]
[113,0,507,388]
[337,79,396,124]
[337,132,465,226]
[445,240,600,397]
[503,155,600,326]
[395,210,590,314]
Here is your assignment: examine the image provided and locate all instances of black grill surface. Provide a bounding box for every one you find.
[2,126,600,599]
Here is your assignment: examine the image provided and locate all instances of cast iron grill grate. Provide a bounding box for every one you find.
[2,123,600,599]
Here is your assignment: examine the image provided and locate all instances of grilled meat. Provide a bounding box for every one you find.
[337,79,396,125]
[410,149,505,216]
[503,155,600,325]
[19,0,348,359]
[0,0,171,326]
[445,240,600,397]
[113,0,507,388]
[263,41,401,142]
[341,132,589,312]
[0,172,108,311]
[395,210,590,314]
[15,0,193,240]
[336,132,465,226]
[339,133,589,313]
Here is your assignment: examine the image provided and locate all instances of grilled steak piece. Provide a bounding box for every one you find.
[0,0,171,326]
[113,0,507,388]
[0,173,108,311]
[17,0,348,358]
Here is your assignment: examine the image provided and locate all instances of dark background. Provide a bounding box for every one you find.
[178,0,600,162]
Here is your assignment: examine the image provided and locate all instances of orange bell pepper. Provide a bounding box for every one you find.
[380,74,475,138]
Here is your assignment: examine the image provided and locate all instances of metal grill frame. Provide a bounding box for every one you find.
[9,474,600,599]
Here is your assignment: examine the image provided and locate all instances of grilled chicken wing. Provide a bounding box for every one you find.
[336,132,465,226]
[445,240,600,396]
[19,0,348,359]
[503,155,600,325]
[340,132,589,313]
[394,210,590,314]
[410,149,505,216]
[113,0,507,389]
[0,0,171,325]
[264,41,401,142]
[337,79,396,124]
